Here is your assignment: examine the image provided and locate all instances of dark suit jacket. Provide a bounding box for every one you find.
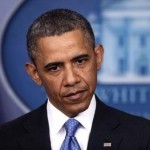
[0,96,150,150]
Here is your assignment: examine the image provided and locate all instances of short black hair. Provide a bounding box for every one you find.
[27,9,95,62]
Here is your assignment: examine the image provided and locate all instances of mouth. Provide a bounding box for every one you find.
[64,90,86,101]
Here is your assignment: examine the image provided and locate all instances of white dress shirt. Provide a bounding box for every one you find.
[47,95,96,150]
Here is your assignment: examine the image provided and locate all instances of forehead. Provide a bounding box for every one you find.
[34,29,93,64]
[37,29,91,54]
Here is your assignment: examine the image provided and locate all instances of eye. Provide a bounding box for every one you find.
[76,58,88,65]
[48,65,62,72]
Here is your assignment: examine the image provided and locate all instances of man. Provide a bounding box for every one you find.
[0,9,150,150]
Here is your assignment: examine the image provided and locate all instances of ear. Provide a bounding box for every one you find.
[95,44,104,70]
[25,62,42,85]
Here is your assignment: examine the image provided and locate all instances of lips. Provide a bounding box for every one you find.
[63,90,86,101]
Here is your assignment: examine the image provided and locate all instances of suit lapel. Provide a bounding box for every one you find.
[19,103,51,150]
[87,96,123,150]
[16,97,124,150]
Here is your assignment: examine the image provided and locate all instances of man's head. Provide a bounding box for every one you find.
[27,9,95,62]
[26,9,103,117]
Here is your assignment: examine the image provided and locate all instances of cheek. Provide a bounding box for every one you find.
[80,63,97,88]
[42,77,62,98]
[86,72,97,89]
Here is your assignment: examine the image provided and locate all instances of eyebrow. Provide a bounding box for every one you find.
[71,54,89,62]
[43,54,90,69]
[44,62,62,69]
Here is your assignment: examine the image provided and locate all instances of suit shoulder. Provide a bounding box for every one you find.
[105,101,150,129]
[96,97,150,128]
[0,103,46,139]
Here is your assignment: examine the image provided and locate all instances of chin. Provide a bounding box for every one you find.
[70,102,90,117]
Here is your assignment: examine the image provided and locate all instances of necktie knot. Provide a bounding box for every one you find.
[64,118,80,137]
[60,118,81,150]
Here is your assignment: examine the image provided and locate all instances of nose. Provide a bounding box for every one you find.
[63,65,80,86]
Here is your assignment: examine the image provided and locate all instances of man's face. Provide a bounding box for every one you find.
[26,29,103,117]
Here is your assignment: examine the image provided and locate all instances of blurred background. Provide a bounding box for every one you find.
[0,0,150,124]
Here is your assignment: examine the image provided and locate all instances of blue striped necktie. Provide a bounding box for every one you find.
[60,118,81,150]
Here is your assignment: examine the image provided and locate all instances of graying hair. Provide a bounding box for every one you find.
[26,9,95,62]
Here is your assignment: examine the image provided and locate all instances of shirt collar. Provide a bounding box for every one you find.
[47,100,68,139]
[47,95,96,138]
[75,95,96,132]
